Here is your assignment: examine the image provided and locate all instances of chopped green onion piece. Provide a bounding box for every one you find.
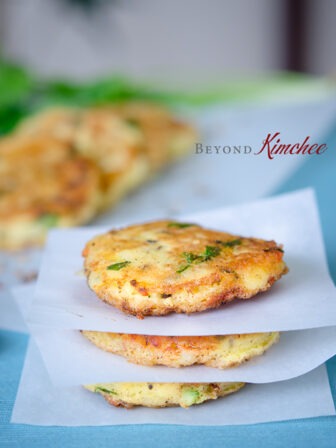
[94,386,117,395]
[181,388,200,406]
[107,261,131,271]
[38,213,59,228]
[176,245,221,273]
[203,245,221,260]
[220,239,242,248]
[168,222,195,229]
[176,264,190,274]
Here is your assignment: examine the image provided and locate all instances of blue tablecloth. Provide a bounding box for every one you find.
[1,124,336,448]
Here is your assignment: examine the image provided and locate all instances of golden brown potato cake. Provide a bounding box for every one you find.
[17,107,151,209]
[84,381,245,408]
[0,135,102,249]
[72,107,150,208]
[110,102,197,170]
[16,107,79,144]
[83,221,288,318]
[82,330,279,368]
[0,104,196,249]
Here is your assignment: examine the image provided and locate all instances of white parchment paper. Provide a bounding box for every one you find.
[11,340,335,426]
[27,189,336,334]
[29,325,336,386]
[12,285,336,385]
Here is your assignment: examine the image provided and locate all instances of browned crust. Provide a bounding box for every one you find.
[95,271,286,319]
[83,220,288,318]
[81,331,280,368]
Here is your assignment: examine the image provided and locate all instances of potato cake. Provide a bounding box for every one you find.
[110,102,196,170]
[82,330,279,368]
[84,382,245,408]
[16,107,78,144]
[0,135,102,249]
[83,221,288,318]
[0,104,196,249]
[17,103,196,194]
[72,107,150,208]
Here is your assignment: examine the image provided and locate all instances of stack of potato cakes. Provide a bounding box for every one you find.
[81,220,288,408]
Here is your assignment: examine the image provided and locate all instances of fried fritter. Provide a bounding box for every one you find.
[12,104,195,211]
[0,135,102,249]
[110,102,196,170]
[72,107,150,208]
[83,220,288,318]
[0,104,196,249]
[82,330,279,368]
[84,382,245,408]
[16,107,78,144]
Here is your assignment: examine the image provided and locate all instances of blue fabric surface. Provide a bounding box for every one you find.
[1,125,336,448]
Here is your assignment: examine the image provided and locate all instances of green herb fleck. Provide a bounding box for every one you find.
[94,386,117,395]
[182,251,201,264]
[181,387,200,406]
[125,118,140,128]
[176,264,191,274]
[219,239,242,248]
[38,213,59,228]
[168,222,195,229]
[203,245,221,260]
[176,245,221,273]
[107,261,131,271]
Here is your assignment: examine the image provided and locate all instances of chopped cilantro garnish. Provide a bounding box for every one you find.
[168,222,195,229]
[94,386,117,395]
[203,245,221,260]
[176,245,221,273]
[107,261,131,271]
[176,264,191,274]
[219,239,242,248]
[125,118,140,128]
[182,251,201,264]
[38,213,59,228]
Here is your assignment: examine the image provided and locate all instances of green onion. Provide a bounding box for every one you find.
[176,264,191,274]
[94,386,117,395]
[176,245,221,273]
[220,239,242,248]
[168,222,195,229]
[203,245,221,260]
[107,261,131,271]
[38,213,59,228]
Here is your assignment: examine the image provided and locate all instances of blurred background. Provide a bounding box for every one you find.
[0,0,335,82]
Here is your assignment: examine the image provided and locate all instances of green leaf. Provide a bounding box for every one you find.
[107,261,131,271]
[0,62,34,107]
[0,104,29,135]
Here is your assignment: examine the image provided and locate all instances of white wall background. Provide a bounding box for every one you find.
[0,0,286,82]
[0,0,335,81]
